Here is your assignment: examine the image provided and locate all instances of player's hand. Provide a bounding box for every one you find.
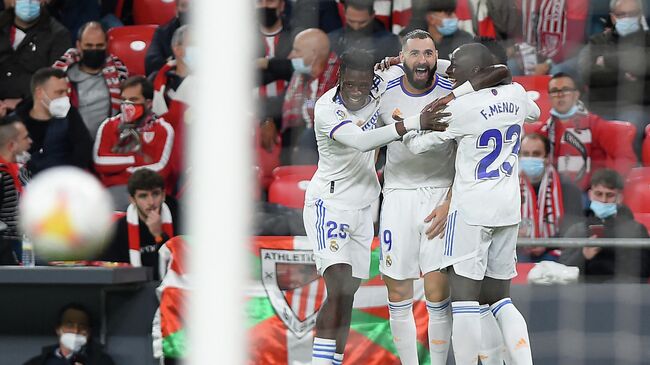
[422,94,455,113]
[424,200,450,240]
[260,118,278,152]
[420,103,451,132]
[374,56,400,71]
[145,209,163,237]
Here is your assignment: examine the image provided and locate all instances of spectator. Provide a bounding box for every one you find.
[255,0,295,99]
[518,133,582,262]
[145,0,190,76]
[101,169,180,280]
[46,0,102,41]
[327,0,400,63]
[281,28,339,164]
[23,303,115,365]
[93,76,175,210]
[475,36,508,64]
[10,67,93,176]
[513,0,588,76]
[423,0,474,60]
[288,0,342,33]
[52,21,129,140]
[578,0,650,146]
[0,0,71,117]
[531,72,637,191]
[0,118,30,265]
[559,169,650,283]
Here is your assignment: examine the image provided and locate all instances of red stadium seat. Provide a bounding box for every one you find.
[107,25,157,76]
[272,165,318,180]
[268,175,311,209]
[624,168,650,213]
[642,124,650,166]
[513,75,552,123]
[133,0,177,25]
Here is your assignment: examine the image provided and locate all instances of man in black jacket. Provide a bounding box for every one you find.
[0,0,71,117]
[23,303,114,365]
[9,67,92,176]
[559,168,650,282]
[144,0,189,76]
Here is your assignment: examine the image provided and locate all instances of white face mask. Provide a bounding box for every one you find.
[15,151,30,164]
[43,94,71,118]
[60,332,87,353]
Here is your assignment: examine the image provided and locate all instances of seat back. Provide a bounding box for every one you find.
[271,165,318,180]
[513,75,552,122]
[643,124,650,166]
[133,0,177,25]
[624,168,650,213]
[268,175,310,209]
[107,25,158,76]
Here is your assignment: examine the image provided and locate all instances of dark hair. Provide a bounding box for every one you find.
[427,0,457,13]
[30,67,67,96]
[57,303,92,328]
[591,168,624,190]
[402,29,435,47]
[550,72,580,90]
[77,21,107,43]
[474,36,507,64]
[128,168,165,196]
[522,133,550,157]
[339,49,375,76]
[121,76,154,100]
[343,0,374,14]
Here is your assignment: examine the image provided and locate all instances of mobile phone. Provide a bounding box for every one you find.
[588,224,605,238]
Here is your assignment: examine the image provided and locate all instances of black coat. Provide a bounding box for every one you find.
[23,343,114,365]
[145,17,180,76]
[0,8,70,99]
[328,19,401,63]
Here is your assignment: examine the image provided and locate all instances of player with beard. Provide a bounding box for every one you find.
[376,30,511,365]
[304,49,450,365]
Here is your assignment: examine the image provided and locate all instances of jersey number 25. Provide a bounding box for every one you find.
[475,124,521,180]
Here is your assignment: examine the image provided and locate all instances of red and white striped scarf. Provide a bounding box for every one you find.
[126,202,174,267]
[53,48,129,113]
[281,52,340,131]
[520,165,564,238]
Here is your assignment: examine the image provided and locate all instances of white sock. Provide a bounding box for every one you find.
[451,301,481,365]
[479,304,505,365]
[491,298,532,365]
[426,297,451,364]
[332,353,344,365]
[388,299,419,365]
[312,337,336,365]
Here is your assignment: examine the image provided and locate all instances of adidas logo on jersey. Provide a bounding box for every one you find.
[515,338,529,350]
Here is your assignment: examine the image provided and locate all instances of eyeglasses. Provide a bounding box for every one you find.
[548,88,577,96]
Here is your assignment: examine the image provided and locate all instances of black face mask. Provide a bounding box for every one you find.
[258,7,279,28]
[178,11,188,25]
[80,49,106,69]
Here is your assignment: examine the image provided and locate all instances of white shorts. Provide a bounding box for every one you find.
[379,187,449,280]
[303,199,374,279]
[440,210,518,281]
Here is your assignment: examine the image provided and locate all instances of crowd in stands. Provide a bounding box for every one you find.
[255,0,650,283]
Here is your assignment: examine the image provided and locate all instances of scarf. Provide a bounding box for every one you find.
[126,202,174,267]
[53,48,129,113]
[0,157,23,194]
[520,165,564,238]
[281,52,340,131]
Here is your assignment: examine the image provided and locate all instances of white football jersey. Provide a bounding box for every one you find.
[377,65,457,189]
[436,83,540,226]
[305,87,382,210]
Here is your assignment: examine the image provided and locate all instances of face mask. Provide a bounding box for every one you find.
[437,17,459,36]
[16,151,30,164]
[590,200,618,219]
[258,7,279,28]
[120,102,146,123]
[520,157,545,179]
[291,58,312,75]
[60,333,87,353]
[550,104,578,119]
[80,49,106,69]
[615,17,641,37]
[177,10,188,26]
[183,46,196,71]
[43,94,71,118]
[15,0,40,23]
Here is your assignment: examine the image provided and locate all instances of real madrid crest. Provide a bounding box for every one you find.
[330,241,339,252]
[335,109,347,121]
[385,255,392,267]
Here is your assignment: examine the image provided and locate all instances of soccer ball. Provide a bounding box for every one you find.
[20,167,115,261]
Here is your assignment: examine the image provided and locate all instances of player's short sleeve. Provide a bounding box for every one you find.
[314,102,353,139]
